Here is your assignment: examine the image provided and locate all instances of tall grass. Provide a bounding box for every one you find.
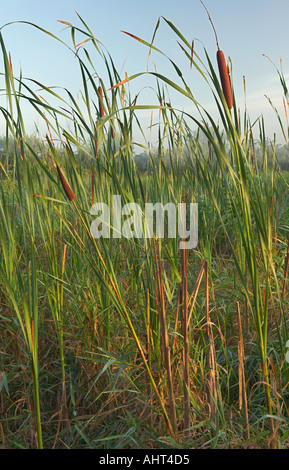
[0,10,289,449]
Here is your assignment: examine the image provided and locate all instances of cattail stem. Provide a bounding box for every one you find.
[200,1,220,49]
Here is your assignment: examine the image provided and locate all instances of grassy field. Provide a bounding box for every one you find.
[0,13,289,450]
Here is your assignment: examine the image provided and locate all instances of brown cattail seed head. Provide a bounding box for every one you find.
[56,165,75,201]
[217,49,233,110]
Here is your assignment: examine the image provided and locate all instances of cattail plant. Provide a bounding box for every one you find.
[201,1,233,110]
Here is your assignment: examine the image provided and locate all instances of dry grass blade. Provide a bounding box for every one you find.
[237,302,250,441]
[205,261,218,424]
[91,167,95,204]
[180,244,189,436]
[282,241,289,298]
[187,260,206,325]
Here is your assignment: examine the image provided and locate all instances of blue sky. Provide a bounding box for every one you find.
[1,0,289,145]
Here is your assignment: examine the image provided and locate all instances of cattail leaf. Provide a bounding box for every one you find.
[190,40,194,69]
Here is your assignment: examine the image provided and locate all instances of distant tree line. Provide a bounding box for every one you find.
[1,134,289,174]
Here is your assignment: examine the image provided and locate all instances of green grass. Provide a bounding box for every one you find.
[0,12,289,449]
